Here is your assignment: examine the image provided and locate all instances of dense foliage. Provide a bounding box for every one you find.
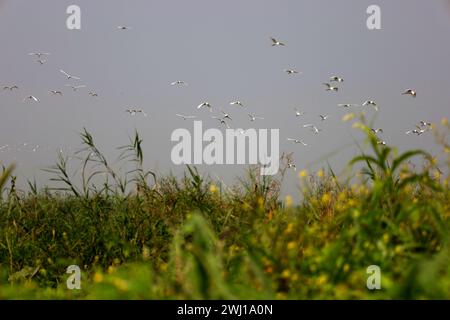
[0,118,449,299]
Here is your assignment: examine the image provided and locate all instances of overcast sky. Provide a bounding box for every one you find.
[1,0,449,195]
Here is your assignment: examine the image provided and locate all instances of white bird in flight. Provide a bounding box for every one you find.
[176,114,196,120]
[419,121,431,127]
[294,108,305,117]
[285,69,300,75]
[323,83,338,92]
[362,100,378,111]
[319,114,330,121]
[402,89,417,98]
[230,101,244,107]
[23,95,38,102]
[171,80,188,86]
[212,116,230,129]
[197,102,212,111]
[270,37,285,46]
[303,124,321,134]
[406,129,419,135]
[60,69,80,80]
[330,76,344,83]
[49,90,63,95]
[371,128,383,134]
[287,138,307,146]
[248,113,264,122]
[65,84,86,91]
[3,85,18,91]
[338,103,359,108]
[406,126,428,136]
[220,110,232,121]
[29,52,50,58]
[125,109,147,117]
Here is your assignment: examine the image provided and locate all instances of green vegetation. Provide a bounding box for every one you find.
[0,117,449,299]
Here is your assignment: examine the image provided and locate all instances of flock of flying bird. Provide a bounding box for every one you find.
[4,52,99,103]
[1,33,434,172]
[172,36,429,170]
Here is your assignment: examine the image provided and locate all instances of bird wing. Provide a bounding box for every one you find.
[60,69,70,77]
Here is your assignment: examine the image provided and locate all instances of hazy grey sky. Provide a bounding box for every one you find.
[1,0,449,194]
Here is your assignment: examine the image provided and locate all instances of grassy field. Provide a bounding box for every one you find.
[0,117,449,299]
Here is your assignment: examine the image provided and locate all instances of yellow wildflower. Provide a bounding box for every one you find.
[343,264,350,273]
[209,184,218,194]
[285,195,293,208]
[93,272,103,283]
[281,269,291,279]
[284,223,294,235]
[298,170,308,178]
[107,266,116,274]
[317,169,325,178]
[142,245,150,260]
[287,241,297,250]
[112,278,129,291]
[321,193,332,205]
[316,274,328,286]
